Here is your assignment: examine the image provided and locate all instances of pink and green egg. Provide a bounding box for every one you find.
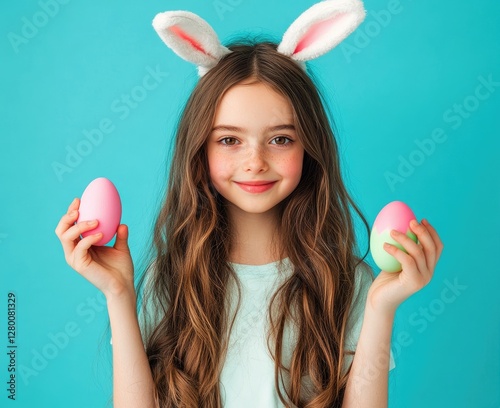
[369,201,419,273]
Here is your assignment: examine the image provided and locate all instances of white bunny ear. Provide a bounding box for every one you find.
[277,0,366,62]
[152,11,232,77]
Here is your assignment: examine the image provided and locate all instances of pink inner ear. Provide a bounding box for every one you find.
[293,13,347,54]
[169,25,206,54]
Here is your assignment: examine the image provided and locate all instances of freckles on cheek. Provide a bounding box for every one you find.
[210,151,232,180]
[283,152,304,178]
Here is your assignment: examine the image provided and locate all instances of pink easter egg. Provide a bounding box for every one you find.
[77,177,122,246]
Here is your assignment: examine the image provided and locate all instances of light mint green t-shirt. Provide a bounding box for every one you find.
[219,257,396,407]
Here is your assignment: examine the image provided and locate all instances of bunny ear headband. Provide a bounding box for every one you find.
[152,0,366,77]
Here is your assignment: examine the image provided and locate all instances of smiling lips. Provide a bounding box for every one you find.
[235,181,277,193]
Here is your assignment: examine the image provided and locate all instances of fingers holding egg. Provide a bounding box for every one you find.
[72,232,104,269]
[421,219,444,259]
[391,224,427,270]
[54,198,80,238]
[387,225,431,284]
[407,219,435,275]
[62,219,100,242]
[383,238,430,292]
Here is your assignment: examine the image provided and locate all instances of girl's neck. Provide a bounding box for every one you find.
[227,205,283,266]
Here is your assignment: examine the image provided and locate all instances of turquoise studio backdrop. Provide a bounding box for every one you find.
[1,0,499,407]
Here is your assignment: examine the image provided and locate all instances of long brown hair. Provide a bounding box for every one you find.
[137,40,372,407]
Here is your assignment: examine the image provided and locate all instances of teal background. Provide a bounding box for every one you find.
[1,0,499,407]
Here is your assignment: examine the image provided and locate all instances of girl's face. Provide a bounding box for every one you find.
[206,79,304,216]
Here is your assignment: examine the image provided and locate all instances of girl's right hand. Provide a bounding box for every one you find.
[54,197,135,300]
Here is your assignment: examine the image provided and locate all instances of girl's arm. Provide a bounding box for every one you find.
[54,198,156,407]
[107,288,156,408]
[342,219,444,408]
[342,304,394,408]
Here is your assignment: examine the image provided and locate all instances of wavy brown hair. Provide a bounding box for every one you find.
[136,40,373,407]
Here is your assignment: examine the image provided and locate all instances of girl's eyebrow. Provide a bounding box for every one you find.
[211,124,296,133]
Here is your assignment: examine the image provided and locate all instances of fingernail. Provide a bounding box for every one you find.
[411,220,419,227]
[69,210,77,217]
[87,220,97,225]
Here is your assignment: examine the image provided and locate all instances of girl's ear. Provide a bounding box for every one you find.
[152,11,232,77]
[277,0,366,62]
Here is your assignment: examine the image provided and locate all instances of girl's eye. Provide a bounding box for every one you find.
[219,137,238,146]
[270,136,293,146]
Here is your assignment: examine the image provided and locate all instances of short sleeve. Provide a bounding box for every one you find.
[343,262,396,372]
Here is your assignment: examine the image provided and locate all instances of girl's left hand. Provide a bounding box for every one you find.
[367,219,444,315]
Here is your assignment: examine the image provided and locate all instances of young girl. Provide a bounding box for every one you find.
[55,2,443,407]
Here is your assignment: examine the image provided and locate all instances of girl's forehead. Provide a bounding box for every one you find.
[214,81,295,125]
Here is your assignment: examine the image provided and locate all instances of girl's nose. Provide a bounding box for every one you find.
[243,147,268,173]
